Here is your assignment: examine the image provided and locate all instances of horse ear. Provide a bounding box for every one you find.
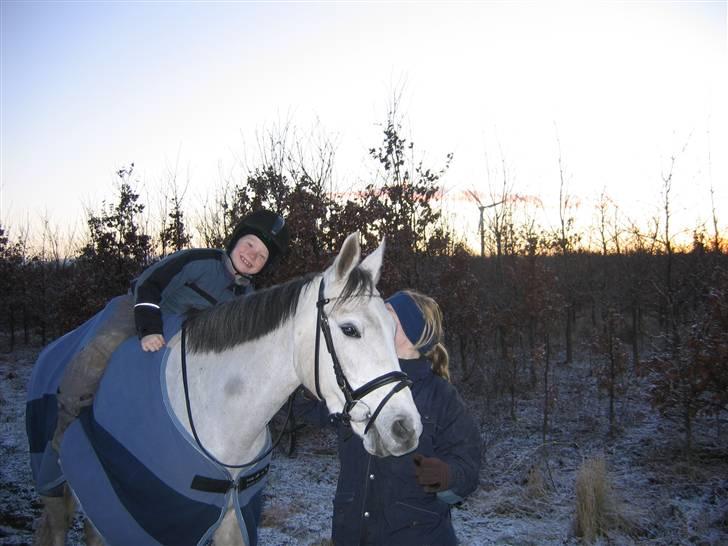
[331,232,361,282]
[359,236,385,285]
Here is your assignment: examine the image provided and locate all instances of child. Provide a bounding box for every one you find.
[52,209,290,449]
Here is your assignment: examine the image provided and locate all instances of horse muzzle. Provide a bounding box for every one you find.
[362,410,422,457]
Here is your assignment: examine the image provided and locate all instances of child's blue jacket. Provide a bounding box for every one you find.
[132,248,252,338]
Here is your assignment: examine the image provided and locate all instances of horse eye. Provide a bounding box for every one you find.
[340,324,361,338]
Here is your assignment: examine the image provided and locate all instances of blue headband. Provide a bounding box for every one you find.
[385,291,435,355]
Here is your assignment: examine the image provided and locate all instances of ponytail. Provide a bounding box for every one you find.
[426,342,450,382]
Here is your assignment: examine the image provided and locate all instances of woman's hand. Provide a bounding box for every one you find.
[413,454,451,492]
[141,334,166,352]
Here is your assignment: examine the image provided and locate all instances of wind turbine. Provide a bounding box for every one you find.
[465,190,504,257]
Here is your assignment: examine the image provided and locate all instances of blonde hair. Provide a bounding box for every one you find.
[401,290,451,382]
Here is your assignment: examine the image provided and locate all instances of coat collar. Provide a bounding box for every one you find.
[398,357,432,382]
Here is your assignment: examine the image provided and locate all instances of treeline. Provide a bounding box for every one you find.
[0,115,455,344]
[1,114,727,451]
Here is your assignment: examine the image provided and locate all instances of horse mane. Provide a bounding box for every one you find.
[184,266,375,354]
[184,274,314,354]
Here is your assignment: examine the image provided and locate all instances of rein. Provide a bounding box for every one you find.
[181,327,293,470]
[314,277,412,433]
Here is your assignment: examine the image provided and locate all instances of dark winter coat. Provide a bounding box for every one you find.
[131,248,253,338]
[331,358,481,546]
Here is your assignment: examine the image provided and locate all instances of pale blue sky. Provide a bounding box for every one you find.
[2,1,726,248]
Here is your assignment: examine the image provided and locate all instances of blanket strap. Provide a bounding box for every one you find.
[190,464,270,493]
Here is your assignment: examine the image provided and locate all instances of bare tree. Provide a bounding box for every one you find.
[553,128,580,363]
[35,213,71,343]
[595,189,624,256]
[657,136,689,334]
[707,133,722,252]
[195,176,235,249]
[158,164,192,256]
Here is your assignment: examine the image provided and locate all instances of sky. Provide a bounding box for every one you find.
[1,0,726,250]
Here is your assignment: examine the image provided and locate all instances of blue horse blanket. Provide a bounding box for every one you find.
[26,304,270,546]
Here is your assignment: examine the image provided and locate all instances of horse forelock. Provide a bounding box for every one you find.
[184,273,316,354]
[335,266,376,307]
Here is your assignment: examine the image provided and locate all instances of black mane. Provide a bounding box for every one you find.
[185,274,314,354]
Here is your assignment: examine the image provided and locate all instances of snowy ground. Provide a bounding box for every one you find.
[1,345,727,545]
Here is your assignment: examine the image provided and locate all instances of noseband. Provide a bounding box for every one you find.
[314,277,412,434]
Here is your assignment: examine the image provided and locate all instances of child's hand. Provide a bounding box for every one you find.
[141,334,166,352]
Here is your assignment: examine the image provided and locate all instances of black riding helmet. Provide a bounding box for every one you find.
[225,209,290,272]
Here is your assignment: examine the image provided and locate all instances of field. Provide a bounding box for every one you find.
[1,345,727,545]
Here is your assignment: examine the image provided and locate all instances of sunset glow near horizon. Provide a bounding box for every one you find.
[1,1,726,251]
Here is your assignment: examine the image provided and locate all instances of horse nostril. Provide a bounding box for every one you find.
[391,418,413,441]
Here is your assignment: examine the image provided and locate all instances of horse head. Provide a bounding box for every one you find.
[296,232,422,457]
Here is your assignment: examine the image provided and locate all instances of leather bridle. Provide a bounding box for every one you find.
[313,277,412,434]
[180,275,413,471]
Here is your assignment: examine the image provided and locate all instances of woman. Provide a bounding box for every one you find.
[52,209,290,450]
[331,290,481,546]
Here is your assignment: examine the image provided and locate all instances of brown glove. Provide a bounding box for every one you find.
[413,453,451,492]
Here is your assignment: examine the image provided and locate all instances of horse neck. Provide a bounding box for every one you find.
[165,314,301,467]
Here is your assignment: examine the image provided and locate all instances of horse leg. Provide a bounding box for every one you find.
[212,504,246,546]
[32,485,74,546]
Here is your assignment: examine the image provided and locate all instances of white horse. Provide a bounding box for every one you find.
[32,233,422,545]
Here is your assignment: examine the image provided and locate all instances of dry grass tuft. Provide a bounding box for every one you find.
[525,464,548,500]
[572,456,647,543]
[574,456,618,543]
